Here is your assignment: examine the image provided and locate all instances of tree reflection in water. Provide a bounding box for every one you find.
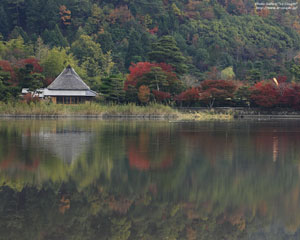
[0,120,300,239]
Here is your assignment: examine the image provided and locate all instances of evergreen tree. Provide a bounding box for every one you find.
[0,6,9,37]
[34,37,48,61]
[125,84,138,103]
[140,32,152,59]
[291,64,300,82]
[39,0,59,31]
[138,66,169,91]
[54,24,68,47]
[5,0,25,27]
[0,67,11,86]
[99,74,125,102]
[96,32,114,54]
[17,64,44,90]
[0,81,11,102]
[42,25,68,47]
[24,0,43,35]
[9,26,29,42]
[149,35,187,75]
[125,30,143,68]
[102,51,115,77]
[82,58,100,78]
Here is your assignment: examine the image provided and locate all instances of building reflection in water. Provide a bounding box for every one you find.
[32,130,92,164]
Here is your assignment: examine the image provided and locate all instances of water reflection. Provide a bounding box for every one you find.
[35,130,92,164]
[0,120,300,239]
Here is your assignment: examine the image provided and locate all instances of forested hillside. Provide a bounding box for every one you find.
[0,0,299,105]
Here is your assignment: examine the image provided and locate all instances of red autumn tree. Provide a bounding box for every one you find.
[278,86,298,107]
[199,80,237,107]
[250,81,280,107]
[125,62,181,103]
[200,88,227,108]
[152,90,171,103]
[278,83,300,109]
[0,60,15,80]
[126,62,154,89]
[174,87,200,106]
[277,75,287,84]
[126,62,174,86]
[125,62,153,91]
[0,60,13,73]
[15,58,43,73]
[200,79,236,93]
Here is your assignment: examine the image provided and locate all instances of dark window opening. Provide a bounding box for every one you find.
[56,96,87,104]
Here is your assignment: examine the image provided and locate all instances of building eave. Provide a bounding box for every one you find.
[43,89,97,97]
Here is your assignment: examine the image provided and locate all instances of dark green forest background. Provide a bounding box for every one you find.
[0,0,299,104]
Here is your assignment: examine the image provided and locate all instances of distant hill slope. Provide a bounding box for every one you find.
[0,0,299,80]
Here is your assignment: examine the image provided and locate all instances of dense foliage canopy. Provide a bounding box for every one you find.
[0,0,299,106]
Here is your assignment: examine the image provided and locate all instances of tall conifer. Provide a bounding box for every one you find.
[149,35,187,75]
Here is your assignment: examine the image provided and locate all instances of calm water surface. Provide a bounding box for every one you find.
[0,119,300,239]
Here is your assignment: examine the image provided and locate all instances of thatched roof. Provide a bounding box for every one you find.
[47,65,90,90]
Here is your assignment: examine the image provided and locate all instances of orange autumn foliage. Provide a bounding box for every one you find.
[59,5,71,25]
[59,196,70,214]
[108,5,134,24]
[138,85,150,104]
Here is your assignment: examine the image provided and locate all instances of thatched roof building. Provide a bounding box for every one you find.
[44,65,97,104]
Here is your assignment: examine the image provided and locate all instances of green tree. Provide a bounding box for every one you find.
[70,34,104,78]
[85,4,105,34]
[71,35,102,64]
[41,47,85,79]
[291,64,300,82]
[42,25,68,47]
[34,36,48,61]
[4,0,25,26]
[0,6,9,37]
[0,67,11,86]
[247,69,261,82]
[125,30,143,68]
[0,36,32,60]
[221,66,235,80]
[102,51,115,77]
[0,81,13,102]
[149,35,187,75]
[96,32,114,54]
[9,26,29,42]
[0,67,15,102]
[99,74,125,102]
[17,64,44,90]
[234,85,251,106]
[138,66,169,91]
[125,85,138,103]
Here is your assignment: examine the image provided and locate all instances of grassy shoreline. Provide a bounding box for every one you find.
[177,110,233,121]
[0,102,234,121]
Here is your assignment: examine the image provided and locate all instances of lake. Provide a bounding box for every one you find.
[0,119,300,239]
